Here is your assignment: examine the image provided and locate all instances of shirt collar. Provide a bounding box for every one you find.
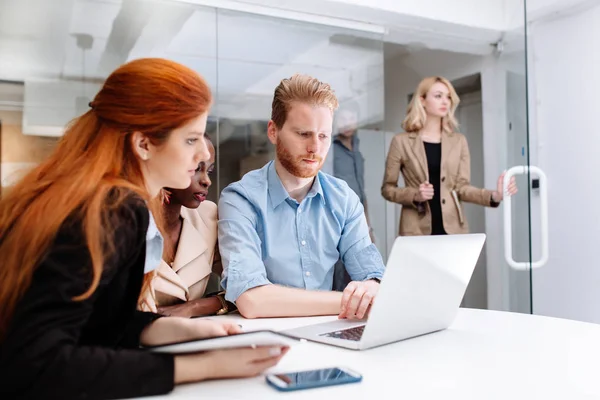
[267,161,289,208]
[146,209,161,241]
[267,160,325,208]
[144,209,164,274]
[307,173,325,204]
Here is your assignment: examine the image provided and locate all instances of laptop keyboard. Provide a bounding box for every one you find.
[320,325,365,341]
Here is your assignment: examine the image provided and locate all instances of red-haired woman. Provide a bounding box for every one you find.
[0,58,287,400]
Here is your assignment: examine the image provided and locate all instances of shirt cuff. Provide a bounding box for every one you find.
[122,311,164,347]
[223,275,272,304]
[344,243,386,282]
[364,272,384,282]
[490,194,501,208]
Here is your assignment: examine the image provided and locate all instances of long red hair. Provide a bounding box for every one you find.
[0,58,212,337]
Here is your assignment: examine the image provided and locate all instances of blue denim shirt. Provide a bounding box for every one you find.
[218,161,385,303]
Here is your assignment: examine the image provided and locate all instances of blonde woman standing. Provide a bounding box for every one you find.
[382,76,517,236]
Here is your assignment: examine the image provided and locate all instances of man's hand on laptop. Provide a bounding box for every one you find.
[338,279,380,320]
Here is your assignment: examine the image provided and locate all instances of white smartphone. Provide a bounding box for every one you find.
[266,367,362,392]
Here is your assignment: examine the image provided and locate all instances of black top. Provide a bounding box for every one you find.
[0,193,175,400]
[423,142,446,235]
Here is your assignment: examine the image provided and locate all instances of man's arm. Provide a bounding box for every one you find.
[218,185,342,319]
[337,190,386,319]
[236,286,342,319]
[338,194,385,282]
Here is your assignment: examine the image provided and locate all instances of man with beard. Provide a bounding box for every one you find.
[218,74,385,320]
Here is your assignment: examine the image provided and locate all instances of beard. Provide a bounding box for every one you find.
[276,137,323,178]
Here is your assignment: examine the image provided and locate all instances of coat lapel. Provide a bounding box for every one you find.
[171,216,208,271]
[154,259,189,302]
[408,132,429,182]
[171,209,211,289]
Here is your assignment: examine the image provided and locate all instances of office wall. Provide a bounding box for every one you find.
[528,3,600,323]
[0,109,59,193]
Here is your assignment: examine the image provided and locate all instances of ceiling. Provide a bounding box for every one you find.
[1,0,588,134]
[2,0,585,91]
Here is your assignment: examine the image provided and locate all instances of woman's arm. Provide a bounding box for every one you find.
[381,136,420,207]
[157,297,223,318]
[0,199,175,400]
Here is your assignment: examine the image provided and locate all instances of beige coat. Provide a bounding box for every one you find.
[139,201,218,312]
[381,131,497,236]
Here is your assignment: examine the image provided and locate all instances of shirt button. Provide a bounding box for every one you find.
[301,240,306,246]
[442,199,446,205]
[305,271,311,277]
[298,208,302,213]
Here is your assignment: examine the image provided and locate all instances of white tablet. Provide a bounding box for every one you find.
[146,330,299,354]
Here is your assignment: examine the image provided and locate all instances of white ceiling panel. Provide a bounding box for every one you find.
[69,0,121,39]
[62,35,108,79]
[165,7,217,58]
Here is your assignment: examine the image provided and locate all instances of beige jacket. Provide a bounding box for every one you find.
[139,201,218,312]
[381,132,497,236]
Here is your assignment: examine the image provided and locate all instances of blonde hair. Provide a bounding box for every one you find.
[402,76,460,134]
[271,74,339,128]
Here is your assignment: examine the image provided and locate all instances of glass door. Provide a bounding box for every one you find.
[498,0,548,314]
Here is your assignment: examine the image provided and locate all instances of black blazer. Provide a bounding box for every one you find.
[0,194,174,399]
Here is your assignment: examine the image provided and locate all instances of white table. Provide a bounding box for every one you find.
[144,309,600,399]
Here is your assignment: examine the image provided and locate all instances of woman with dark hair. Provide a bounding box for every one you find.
[0,58,287,400]
[139,137,233,317]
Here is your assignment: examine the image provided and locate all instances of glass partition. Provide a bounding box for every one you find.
[0,0,538,317]
[500,0,533,313]
[0,0,386,245]
[212,8,385,206]
[0,0,218,192]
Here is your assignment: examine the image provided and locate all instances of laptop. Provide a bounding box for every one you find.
[282,233,486,350]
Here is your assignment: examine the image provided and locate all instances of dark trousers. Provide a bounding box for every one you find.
[332,259,351,292]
